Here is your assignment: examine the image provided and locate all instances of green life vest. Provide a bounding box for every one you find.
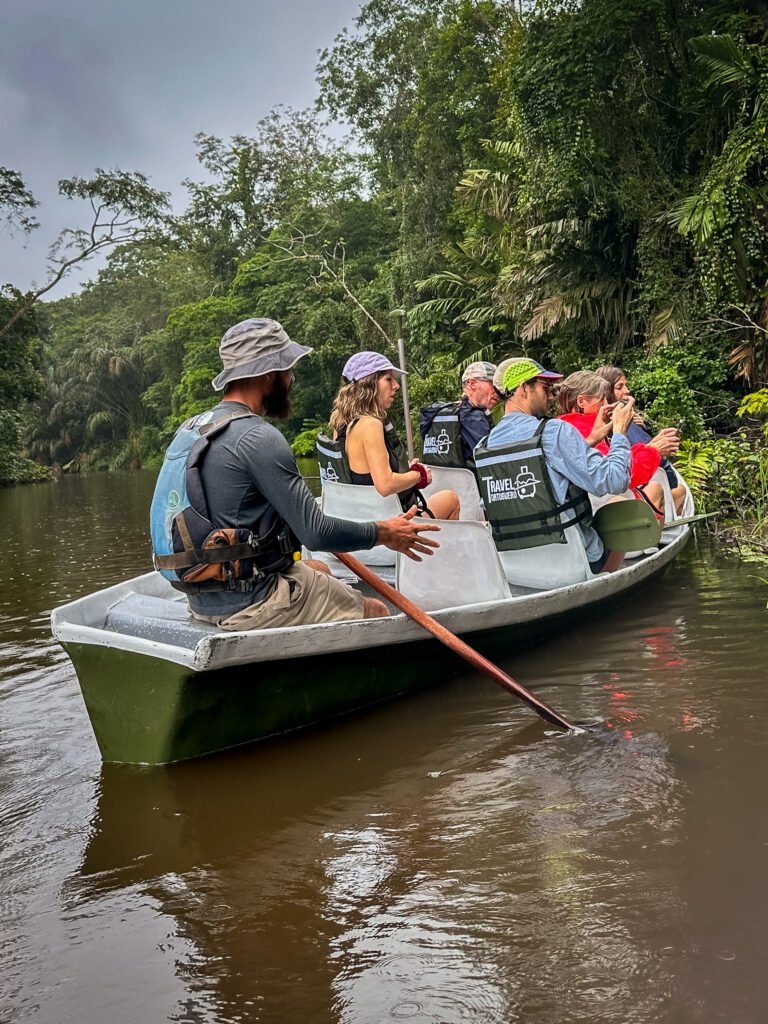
[316,433,352,485]
[420,402,465,468]
[383,421,428,511]
[316,422,427,513]
[474,420,592,551]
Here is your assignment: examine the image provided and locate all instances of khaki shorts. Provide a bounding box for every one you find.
[191,561,365,631]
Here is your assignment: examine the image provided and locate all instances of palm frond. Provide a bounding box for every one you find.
[689,34,757,98]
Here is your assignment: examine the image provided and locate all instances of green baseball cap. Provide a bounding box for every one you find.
[493,357,563,397]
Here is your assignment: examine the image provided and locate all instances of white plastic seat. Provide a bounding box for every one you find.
[421,465,485,521]
[655,467,694,544]
[396,520,511,611]
[497,525,594,591]
[319,481,402,566]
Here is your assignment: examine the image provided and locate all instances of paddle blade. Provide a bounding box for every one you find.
[592,499,662,552]
[661,511,719,530]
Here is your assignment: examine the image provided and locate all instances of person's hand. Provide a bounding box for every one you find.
[610,397,636,435]
[648,427,681,457]
[376,506,441,561]
[585,403,616,446]
[409,459,432,488]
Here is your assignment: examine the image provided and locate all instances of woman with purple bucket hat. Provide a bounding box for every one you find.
[329,351,460,520]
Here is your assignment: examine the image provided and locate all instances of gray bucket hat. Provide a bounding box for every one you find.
[211,318,313,392]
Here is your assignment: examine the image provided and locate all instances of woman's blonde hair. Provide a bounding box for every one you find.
[557,370,609,415]
[330,371,389,434]
[594,365,625,403]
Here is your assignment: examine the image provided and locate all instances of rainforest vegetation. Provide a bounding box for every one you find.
[2,0,768,537]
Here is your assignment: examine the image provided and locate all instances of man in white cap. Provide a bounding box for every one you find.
[419,360,500,468]
[474,356,636,573]
[150,318,439,629]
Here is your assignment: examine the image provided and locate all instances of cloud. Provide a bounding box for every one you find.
[0,0,361,292]
[0,10,140,162]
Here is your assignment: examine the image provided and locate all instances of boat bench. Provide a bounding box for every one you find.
[104,593,220,649]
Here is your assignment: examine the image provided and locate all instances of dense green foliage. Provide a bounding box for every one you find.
[2,0,768,539]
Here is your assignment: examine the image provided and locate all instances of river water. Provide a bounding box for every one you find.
[1,470,767,1024]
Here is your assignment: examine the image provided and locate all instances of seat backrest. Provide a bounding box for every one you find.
[319,481,402,565]
[396,520,510,611]
[654,467,694,544]
[421,465,485,521]
[497,525,593,590]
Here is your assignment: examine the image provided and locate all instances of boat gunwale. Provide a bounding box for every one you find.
[51,525,690,672]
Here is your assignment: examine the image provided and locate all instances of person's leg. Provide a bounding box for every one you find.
[305,557,388,616]
[603,549,625,572]
[217,563,369,630]
[637,481,665,520]
[363,598,389,617]
[303,558,332,575]
[589,547,624,574]
[426,488,460,520]
[671,483,686,515]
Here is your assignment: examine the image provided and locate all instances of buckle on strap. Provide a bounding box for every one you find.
[225,572,263,592]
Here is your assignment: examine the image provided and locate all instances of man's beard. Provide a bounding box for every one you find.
[263,374,292,419]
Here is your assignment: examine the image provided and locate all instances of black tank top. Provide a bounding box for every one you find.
[337,419,424,512]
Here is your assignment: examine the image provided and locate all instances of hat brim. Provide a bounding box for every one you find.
[211,340,313,392]
[343,364,409,383]
[535,370,563,380]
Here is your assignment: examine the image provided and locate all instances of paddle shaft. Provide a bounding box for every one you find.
[334,551,577,732]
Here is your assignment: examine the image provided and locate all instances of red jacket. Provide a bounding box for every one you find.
[559,412,661,489]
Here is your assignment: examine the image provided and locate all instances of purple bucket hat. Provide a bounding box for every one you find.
[341,351,408,383]
[211,318,313,392]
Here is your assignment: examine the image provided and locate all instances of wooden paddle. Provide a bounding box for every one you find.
[334,551,578,733]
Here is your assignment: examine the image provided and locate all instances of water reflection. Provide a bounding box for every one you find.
[69,685,690,1024]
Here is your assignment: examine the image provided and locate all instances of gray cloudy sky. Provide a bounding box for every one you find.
[0,0,361,293]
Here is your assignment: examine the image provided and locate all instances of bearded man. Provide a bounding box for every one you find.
[151,318,439,629]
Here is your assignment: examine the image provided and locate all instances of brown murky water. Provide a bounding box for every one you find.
[1,470,767,1023]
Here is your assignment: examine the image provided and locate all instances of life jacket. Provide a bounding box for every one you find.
[473,420,592,551]
[419,401,465,468]
[328,419,428,514]
[315,433,352,484]
[150,408,299,593]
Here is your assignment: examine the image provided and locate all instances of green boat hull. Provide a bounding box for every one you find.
[63,609,578,765]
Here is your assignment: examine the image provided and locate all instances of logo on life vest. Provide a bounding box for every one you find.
[320,465,339,483]
[481,465,540,503]
[423,428,452,456]
[168,489,181,510]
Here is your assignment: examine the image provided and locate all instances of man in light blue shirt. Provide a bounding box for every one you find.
[483,357,636,572]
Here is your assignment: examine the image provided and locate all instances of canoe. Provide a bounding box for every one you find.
[51,474,694,765]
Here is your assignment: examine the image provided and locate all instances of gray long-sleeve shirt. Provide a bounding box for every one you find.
[188,401,377,616]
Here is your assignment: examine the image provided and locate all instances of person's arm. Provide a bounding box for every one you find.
[375,506,440,561]
[559,410,611,451]
[238,426,440,559]
[355,417,426,497]
[646,427,681,458]
[543,419,631,497]
[239,427,378,551]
